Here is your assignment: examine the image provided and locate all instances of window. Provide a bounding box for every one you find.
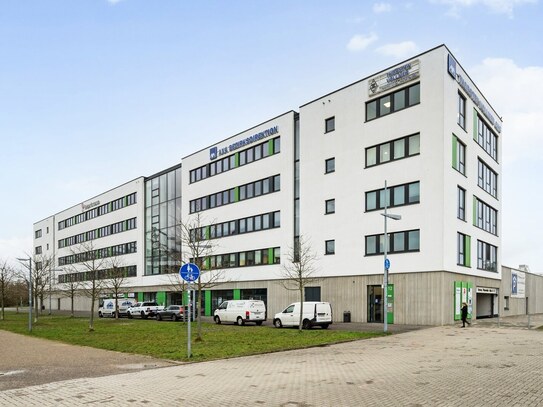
[366,133,420,168]
[305,286,321,302]
[325,117,335,133]
[366,82,420,121]
[35,246,42,255]
[477,240,497,272]
[325,158,335,174]
[458,93,466,129]
[325,199,335,214]
[478,159,498,198]
[452,135,466,175]
[457,186,466,220]
[35,229,42,239]
[504,296,509,310]
[475,197,498,235]
[325,240,335,255]
[476,115,498,161]
[365,230,420,255]
[365,181,420,212]
[189,136,281,184]
[457,232,471,267]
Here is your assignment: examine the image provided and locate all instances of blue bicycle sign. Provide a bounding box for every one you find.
[180,263,200,282]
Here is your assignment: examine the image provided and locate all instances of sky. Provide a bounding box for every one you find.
[1,0,542,273]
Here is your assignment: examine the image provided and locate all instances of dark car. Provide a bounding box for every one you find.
[156,305,194,321]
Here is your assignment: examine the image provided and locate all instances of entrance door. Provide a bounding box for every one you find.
[367,285,383,323]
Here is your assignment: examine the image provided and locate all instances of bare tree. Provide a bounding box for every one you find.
[57,273,82,318]
[279,236,320,331]
[0,259,15,320]
[68,242,108,331]
[102,256,129,320]
[175,213,225,342]
[33,254,55,316]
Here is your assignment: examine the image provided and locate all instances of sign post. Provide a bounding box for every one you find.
[179,263,200,358]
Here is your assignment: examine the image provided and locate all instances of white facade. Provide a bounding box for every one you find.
[34,45,514,324]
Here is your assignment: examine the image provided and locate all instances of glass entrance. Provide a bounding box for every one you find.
[367,285,383,323]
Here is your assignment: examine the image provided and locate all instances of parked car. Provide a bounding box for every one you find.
[156,305,194,321]
[98,298,136,318]
[127,301,161,319]
[273,302,332,329]
[213,300,266,326]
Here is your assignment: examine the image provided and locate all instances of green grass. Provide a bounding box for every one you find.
[0,312,383,362]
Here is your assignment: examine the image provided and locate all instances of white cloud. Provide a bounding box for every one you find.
[347,33,378,52]
[430,0,537,17]
[0,237,32,267]
[376,41,418,58]
[469,57,543,163]
[373,2,393,13]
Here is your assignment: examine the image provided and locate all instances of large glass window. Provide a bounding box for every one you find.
[477,240,497,272]
[477,116,498,161]
[366,133,420,168]
[478,159,498,198]
[475,197,498,235]
[365,230,420,255]
[366,82,420,121]
[365,181,420,212]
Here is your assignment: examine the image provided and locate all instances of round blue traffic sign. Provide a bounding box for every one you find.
[180,263,200,282]
[384,258,390,270]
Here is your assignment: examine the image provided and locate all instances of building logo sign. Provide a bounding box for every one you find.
[511,270,526,298]
[368,59,420,97]
[209,125,279,161]
[447,54,502,134]
[81,200,100,212]
[447,54,456,78]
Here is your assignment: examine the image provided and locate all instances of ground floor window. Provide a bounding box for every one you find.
[241,288,267,303]
[305,286,321,302]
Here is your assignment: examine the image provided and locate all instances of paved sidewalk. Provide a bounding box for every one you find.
[1,319,542,406]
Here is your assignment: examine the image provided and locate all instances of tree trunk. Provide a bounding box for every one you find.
[89,295,95,331]
[70,294,75,318]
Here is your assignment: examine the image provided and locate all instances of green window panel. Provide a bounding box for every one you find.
[233,289,241,300]
[234,187,239,202]
[137,292,143,302]
[268,248,274,265]
[268,139,274,156]
[205,226,211,240]
[235,152,239,167]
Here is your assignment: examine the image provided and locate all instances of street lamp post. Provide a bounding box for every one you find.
[17,257,32,333]
[381,181,401,334]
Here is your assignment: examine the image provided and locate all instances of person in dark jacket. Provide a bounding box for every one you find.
[461,302,471,327]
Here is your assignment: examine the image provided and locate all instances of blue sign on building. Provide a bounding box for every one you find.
[180,263,200,283]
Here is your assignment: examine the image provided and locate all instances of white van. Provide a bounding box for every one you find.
[213,300,266,326]
[98,298,136,318]
[273,302,332,329]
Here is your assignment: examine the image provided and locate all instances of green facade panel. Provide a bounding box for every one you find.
[233,289,241,300]
[268,139,274,156]
[156,291,166,306]
[205,290,212,316]
[234,187,239,202]
[465,236,471,267]
[137,292,143,302]
[268,248,274,265]
[235,152,239,167]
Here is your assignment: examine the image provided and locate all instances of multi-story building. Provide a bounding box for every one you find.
[34,44,540,325]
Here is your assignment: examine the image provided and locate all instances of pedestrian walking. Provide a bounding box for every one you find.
[461,302,471,327]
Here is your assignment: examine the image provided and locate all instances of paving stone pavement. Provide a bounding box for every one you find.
[1,320,542,406]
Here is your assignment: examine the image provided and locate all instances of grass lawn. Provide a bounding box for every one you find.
[0,312,383,362]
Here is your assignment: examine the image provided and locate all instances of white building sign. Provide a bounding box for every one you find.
[368,59,420,97]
